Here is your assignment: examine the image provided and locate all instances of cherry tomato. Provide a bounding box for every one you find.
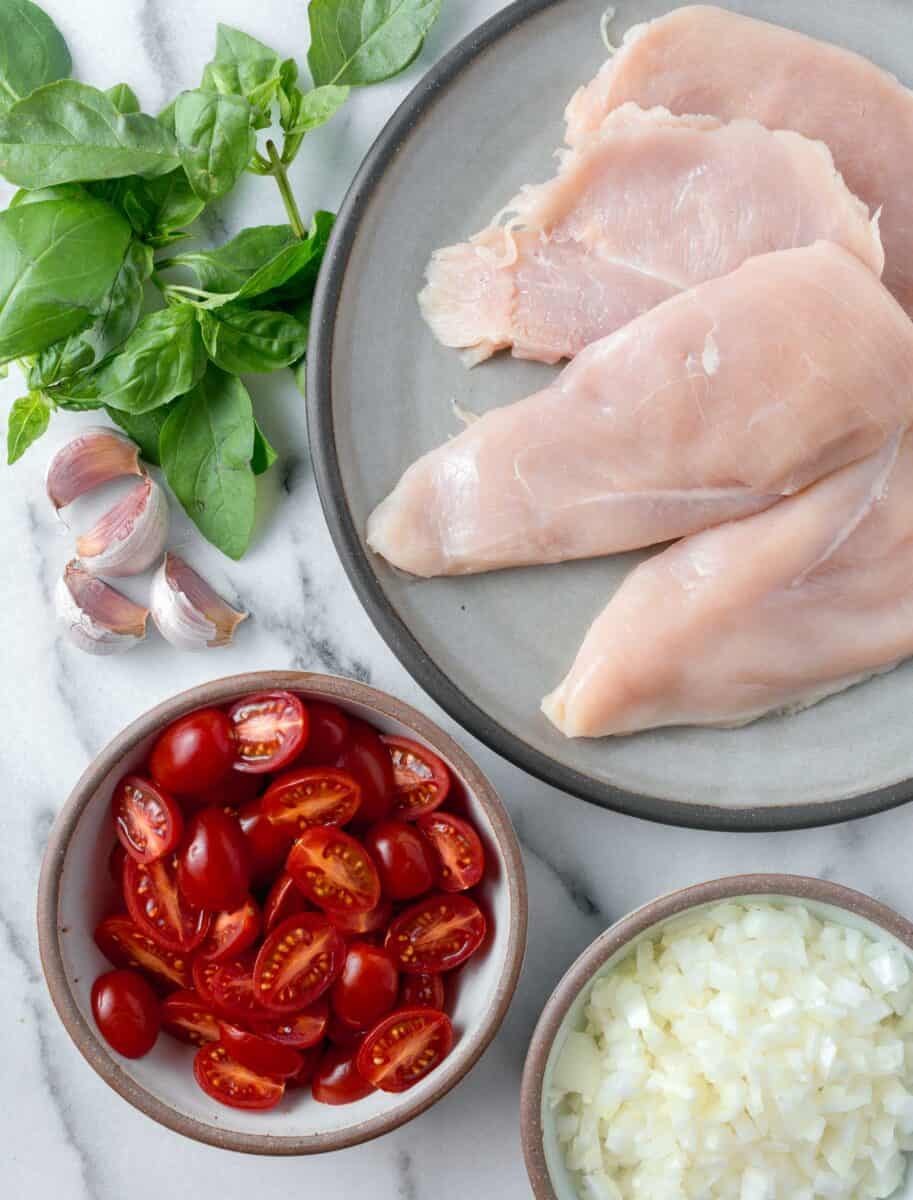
[112,775,183,865]
[194,1043,284,1110]
[228,691,308,774]
[326,1011,362,1047]
[261,767,361,834]
[161,989,220,1045]
[195,771,262,812]
[177,808,251,912]
[193,952,264,1023]
[218,1023,302,1080]
[336,719,394,824]
[197,896,261,962]
[400,973,445,1010]
[357,1008,453,1093]
[92,969,161,1059]
[252,998,328,1049]
[385,893,486,974]
[362,819,437,901]
[417,811,485,892]
[331,942,399,1031]
[263,873,309,933]
[124,855,211,953]
[329,897,393,939]
[108,843,127,886]
[94,914,191,990]
[253,913,345,1012]
[238,800,293,885]
[381,736,451,820]
[312,1044,374,1105]
[149,708,234,795]
[287,1044,322,1088]
[294,702,351,766]
[287,827,381,915]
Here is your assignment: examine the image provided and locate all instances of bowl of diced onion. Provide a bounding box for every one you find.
[521,875,913,1200]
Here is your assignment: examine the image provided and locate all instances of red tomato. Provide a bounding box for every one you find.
[336,719,394,824]
[109,843,127,886]
[123,855,211,953]
[253,913,345,1012]
[385,894,486,974]
[228,691,308,774]
[194,1043,285,1110]
[92,969,160,1058]
[261,767,361,834]
[417,811,485,892]
[149,708,234,795]
[312,1044,375,1105]
[238,800,293,884]
[329,897,393,939]
[326,1011,362,1047]
[287,827,381,915]
[177,808,251,912]
[193,953,264,1023]
[94,914,191,990]
[195,771,262,812]
[263,873,308,933]
[381,736,451,820]
[197,896,261,962]
[362,820,437,901]
[287,1043,322,1088]
[294,702,351,766]
[253,998,328,1049]
[218,1023,302,1079]
[357,1008,453,1093]
[112,775,183,865]
[331,942,399,1031]
[400,973,445,1010]
[161,989,220,1045]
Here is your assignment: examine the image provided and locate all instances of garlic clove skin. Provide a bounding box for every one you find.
[46,427,144,511]
[76,477,169,578]
[57,561,149,655]
[150,553,247,651]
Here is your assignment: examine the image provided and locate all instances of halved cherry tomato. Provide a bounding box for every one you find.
[194,1043,284,1110]
[218,1023,302,1079]
[124,856,211,953]
[381,736,451,820]
[329,897,393,938]
[286,827,381,915]
[94,914,190,990]
[362,819,437,901]
[357,1007,453,1093]
[149,708,234,795]
[336,719,394,824]
[261,767,361,834]
[195,771,262,812]
[331,942,399,1031]
[197,896,261,962]
[400,973,445,1010]
[177,808,251,912]
[312,1044,374,1105]
[263,873,308,933]
[112,775,183,865]
[228,691,308,774]
[253,913,345,1012]
[92,969,160,1058]
[252,998,328,1049]
[109,843,127,886]
[385,893,486,974]
[193,952,263,1023]
[287,1043,322,1088]
[417,811,485,892]
[161,989,220,1045]
[238,800,293,884]
[294,702,350,766]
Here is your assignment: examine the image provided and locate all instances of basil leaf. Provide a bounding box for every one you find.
[171,224,298,293]
[308,0,441,86]
[292,354,307,399]
[7,391,49,463]
[198,305,308,374]
[250,210,334,304]
[106,83,141,115]
[284,84,349,135]
[201,25,283,128]
[160,365,256,559]
[9,182,86,207]
[0,0,70,114]
[174,89,255,202]
[106,402,174,465]
[107,168,204,247]
[0,194,132,362]
[54,306,207,413]
[251,420,277,474]
[0,80,180,188]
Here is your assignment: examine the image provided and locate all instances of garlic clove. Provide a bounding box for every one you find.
[46,427,144,511]
[150,553,247,651]
[76,477,169,578]
[57,560,149,655]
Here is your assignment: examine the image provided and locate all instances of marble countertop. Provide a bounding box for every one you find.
[4,1,913,1195]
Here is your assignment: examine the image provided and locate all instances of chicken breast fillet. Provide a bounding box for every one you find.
[543,431,913,738]
[420,105,883,365]
[567,4,913,314]
[368,243,913,577]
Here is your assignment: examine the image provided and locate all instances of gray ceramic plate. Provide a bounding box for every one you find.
[308,0,913,832]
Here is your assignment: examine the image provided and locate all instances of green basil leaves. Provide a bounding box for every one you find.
[308,0,442,86]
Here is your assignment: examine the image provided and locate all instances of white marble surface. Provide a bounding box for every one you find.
[4,1,913,1195]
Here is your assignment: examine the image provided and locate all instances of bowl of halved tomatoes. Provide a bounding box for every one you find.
[37,670,527,1154]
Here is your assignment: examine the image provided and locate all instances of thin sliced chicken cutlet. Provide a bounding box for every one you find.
[419,104,883,365]
[369,243,913,577]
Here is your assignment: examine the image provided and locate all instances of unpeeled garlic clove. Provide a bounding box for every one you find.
[76,477,169,577]
[56,561,149,655]
[46,427,144,511]
[150,553,247,650]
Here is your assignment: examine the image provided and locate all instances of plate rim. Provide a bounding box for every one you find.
[306,0,913,833]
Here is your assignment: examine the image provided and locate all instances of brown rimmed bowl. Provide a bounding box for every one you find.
[37,670,527,1155]
[520,874,913,1199]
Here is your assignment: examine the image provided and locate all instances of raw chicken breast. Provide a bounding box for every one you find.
[420,105,883,364]
[567,4,913,314]
[368,243,913,577]
[543,432,913,737]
